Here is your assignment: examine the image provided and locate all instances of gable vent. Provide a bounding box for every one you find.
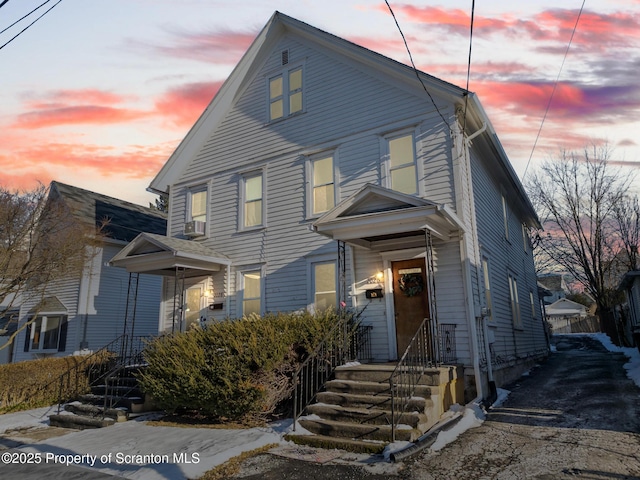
[281,49,289,66]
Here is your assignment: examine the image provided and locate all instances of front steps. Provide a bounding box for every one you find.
[286,363,463,454]
[49,365,150,430]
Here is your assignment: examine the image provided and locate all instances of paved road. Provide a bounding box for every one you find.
[232,335,640,479]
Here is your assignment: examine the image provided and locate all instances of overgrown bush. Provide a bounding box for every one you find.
[138,310,344,422]
[0,353,112,414]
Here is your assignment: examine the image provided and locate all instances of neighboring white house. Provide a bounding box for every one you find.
[112,12,548,400]
[545,298,587,333]
[537,273,569,304]
[9,182,166,363]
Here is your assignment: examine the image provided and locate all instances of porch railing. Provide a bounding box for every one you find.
[292,316,372,430]
[389,317,439,442]
[56,334,148,413]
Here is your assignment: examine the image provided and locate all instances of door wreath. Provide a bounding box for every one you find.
[398,273,424,297]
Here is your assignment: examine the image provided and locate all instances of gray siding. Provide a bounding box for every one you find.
[12,244,162,363]
[470,148,547,368]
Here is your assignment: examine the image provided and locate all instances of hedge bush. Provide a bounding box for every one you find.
[138,309,344,422]
[0,354,111,414]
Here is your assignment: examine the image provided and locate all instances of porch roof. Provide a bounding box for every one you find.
[110,232,230,277]
[312,184,465,249]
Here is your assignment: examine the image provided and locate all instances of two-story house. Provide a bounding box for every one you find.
[9,182,166,363]
[112,12,548,403]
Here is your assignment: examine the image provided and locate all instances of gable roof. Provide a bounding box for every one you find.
[149,11,539,228]
[110,232,230,277]
[313,184,464,248]
[50,182,166,243]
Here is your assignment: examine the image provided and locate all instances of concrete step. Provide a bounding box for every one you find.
[49,414,116,430]
[284,433,386,454]
[316,391,430,412]
[306,403,428,428]
[79,394,145,413]
[298,418,419,443]
[63,403,128,422]
[325,379,438,397]
[334,364,446,385]
[91,384,143,397]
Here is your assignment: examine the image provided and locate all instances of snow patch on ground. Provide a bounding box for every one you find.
[558,333,640,388]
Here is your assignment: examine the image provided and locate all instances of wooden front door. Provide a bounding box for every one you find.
[392,258,430,357]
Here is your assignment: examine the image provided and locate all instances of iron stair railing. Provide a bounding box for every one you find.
[292,316,372,430]
[389,317,439,442]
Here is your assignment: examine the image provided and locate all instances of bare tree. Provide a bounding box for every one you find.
[526,144,637,343]
[613,194,640,271]
[0,184,97,350]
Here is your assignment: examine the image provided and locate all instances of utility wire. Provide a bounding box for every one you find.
[462,0,476,135]
[521,0,585,180]
[0,0,12,9]
[0,0,52,35]
[384,0,451,131]
[0,0,62,50]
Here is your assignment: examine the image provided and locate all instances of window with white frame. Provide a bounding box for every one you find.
[482,258,493,322]
[502,194,509,240]
[241,270,262,316]
[508,274,522,328]
[312,261,337,311]
[268,66,303,121]
[242,173,263,229]
[310,154,335,216]
[29,315,66,351]
[188,186,208,223]
[387,133,417,195]
[522,224,529,252]
[529,290,537,319]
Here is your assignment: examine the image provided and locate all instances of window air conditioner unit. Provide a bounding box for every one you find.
[184,220,206,237]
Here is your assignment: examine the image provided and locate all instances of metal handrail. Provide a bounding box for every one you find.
[292,315,371,430]
[389,317,439,442]
[55,334,148,414]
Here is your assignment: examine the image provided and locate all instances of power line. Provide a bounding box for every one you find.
[462,0,476,135]
[0,0,12,9]
[521,0,586,180]
[384,0,451,132]
[0,0,62,50]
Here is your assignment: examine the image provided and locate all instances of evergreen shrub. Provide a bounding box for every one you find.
[138,309,344,421]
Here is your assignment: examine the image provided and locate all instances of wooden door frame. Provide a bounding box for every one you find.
[381,247,429,361]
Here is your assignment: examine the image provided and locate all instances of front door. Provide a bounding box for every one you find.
[184,286,202,331]
[392,258,430,357]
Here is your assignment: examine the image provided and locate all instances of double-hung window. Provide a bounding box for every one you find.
[508,274,522,329]
[310,154,335,216]
[502,195,510,240]
[242,173,263,229]
[312,261,337,312]
[188,186,208,223]
[29,315,66,352]
[269,66,303,121]
[241,270,262,316]
[387,133,418,195]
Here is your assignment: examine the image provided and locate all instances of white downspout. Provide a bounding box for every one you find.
[453,118,488,400]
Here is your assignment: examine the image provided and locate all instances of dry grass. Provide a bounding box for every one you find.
[197,443,278,480]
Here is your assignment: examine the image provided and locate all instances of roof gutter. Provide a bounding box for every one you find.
[465,121,487,144]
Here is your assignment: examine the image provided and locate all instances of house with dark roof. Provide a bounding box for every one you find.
[7,182,166,363]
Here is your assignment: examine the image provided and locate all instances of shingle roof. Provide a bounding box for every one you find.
[50,181,167,242]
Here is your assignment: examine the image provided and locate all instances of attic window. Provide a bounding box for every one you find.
[281,49,289,65]
[268,65,303,121]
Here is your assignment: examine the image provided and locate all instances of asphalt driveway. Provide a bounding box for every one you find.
[231,335,640,479]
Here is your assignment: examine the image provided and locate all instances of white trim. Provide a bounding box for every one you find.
[380,127,424,198]
[236,265,265,317]
[306,150,339,219]
[239,170,266,231]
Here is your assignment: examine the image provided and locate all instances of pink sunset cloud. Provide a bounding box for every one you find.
[374,4,640,51]
[154,81,223,128]
[149,29,256,64]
